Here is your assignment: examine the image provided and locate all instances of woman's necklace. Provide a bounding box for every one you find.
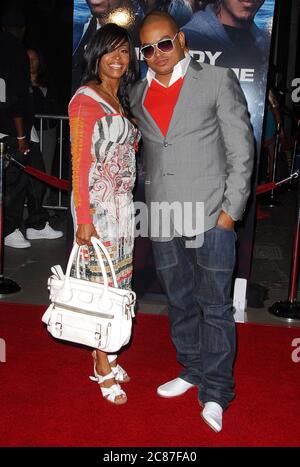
[99,83,124,115]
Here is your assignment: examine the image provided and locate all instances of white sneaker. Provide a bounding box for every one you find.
[157,377,195,398]
[5,229,31,249]
[201,402,223,432]
[26,222,63,240]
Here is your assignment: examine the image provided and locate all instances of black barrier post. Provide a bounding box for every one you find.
[269,171,300,320]
[290,119,300,180]
[0,142,21,295]
[268,123,281,207]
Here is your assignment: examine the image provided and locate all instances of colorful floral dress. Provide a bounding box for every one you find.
[68,86,139,289]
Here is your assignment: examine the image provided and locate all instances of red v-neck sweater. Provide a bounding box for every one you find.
[144,77,184,136]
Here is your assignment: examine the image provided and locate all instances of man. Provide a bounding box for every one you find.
[72,0,144,92]
[0,5,62,248]
[130,11,254,432]
[182,0,268,68]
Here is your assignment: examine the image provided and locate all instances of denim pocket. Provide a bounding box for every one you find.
[215,225,237,241]
[196,226,236,271]
[201,321,232,353]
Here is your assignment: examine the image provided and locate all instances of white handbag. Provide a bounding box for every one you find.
[42,237,136,352]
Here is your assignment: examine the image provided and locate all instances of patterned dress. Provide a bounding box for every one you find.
[68,86,139,289]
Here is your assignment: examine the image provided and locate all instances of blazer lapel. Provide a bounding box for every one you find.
[140,79,165,137]
[167,59,202,136]
[138,59,202,138]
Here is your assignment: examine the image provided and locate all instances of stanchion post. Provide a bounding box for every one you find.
[269,123,281,207]
[0,142,4,276]
[269,171,300,320]
[0,142,21,295]
[290,119,300,177]
[59,118,63,208]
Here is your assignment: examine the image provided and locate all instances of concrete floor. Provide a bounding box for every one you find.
[1,188,300,328]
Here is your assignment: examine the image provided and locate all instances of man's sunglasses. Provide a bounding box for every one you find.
[140,32,179,60]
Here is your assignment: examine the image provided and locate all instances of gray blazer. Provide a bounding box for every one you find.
[130,59,254,239]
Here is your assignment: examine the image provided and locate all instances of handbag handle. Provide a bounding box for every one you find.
[58,241,108,302]
[57,238,119,305]
[90,237,118,288]
[74,237,118,288]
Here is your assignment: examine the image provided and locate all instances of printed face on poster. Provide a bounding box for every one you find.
[72,0,276,280]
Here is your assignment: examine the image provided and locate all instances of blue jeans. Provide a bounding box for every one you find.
[152,226,237,409]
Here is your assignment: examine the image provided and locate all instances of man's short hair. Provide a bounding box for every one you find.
[140,10,179,33]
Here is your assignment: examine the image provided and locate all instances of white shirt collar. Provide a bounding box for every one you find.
[146,52,191,88]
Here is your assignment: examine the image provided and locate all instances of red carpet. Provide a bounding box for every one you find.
[0,302,299,447]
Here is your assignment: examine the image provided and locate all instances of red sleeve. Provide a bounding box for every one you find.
[68,92,105,224]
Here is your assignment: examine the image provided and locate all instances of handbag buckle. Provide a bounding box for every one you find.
[55,321,62,337]
[125,303,131,320]
[125,293,136,318]
[95,324,102,348]
[95,332,101,347]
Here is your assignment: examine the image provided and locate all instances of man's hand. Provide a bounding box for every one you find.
[14,117,30,154]
[76,223,99,246]
[216,210,235,230]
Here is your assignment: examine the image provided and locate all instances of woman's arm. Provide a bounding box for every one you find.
[68,92,105,244]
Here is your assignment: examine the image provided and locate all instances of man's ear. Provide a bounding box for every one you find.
[178,31,186,50]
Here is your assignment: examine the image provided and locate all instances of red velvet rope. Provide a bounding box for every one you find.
[256,181,276,195]
[24,166,69,191]
[23,166,280,196]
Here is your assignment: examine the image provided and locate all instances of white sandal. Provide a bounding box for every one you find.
[108,354,131,383]
[90,356,127,405]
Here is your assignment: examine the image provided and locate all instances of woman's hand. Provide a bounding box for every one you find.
[76,223,99,246]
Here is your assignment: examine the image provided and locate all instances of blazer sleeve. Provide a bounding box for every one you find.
[68,92,105,224]
[216,68,254,221]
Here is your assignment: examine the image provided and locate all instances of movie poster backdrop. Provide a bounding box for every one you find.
[72,0,276,292]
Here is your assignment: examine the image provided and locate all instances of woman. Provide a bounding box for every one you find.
[68,24,139,405]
